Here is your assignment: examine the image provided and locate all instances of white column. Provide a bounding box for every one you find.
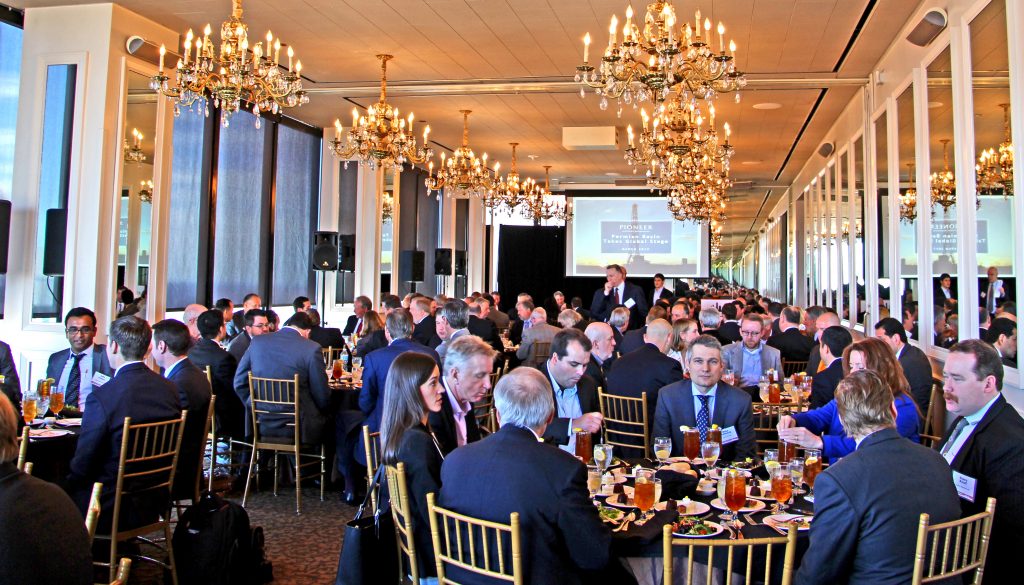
[466,196,486,294]
[1008,0,1024,373]
[353,166,382,303]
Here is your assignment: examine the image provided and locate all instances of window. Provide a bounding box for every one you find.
[271,122,319,302]
[0,17,23,317]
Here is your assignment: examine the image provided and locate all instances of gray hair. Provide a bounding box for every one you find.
[558,309,582,328]
[585,321,613,344]
[531,307,547,322]
[608,306,630,329]
[685,334,723,362]
[440,300,470,329]
[699,308,722,329]
[385,308,414,340]
[494,368,555,432]
[443,335,497,378]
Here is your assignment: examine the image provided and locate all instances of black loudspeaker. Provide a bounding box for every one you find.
[42,208,67,276]
[0,200,10,274]
[454,250,467,276]
[339,234,356,272]
[400,250,425,282]
[311,231,339,271]
[434,248,453,276]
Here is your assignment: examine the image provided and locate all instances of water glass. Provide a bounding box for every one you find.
[700,441,720,470]
[653,437,672,465]
[789,457,805,492]
[586,466,602,500]
[593,444,614,472]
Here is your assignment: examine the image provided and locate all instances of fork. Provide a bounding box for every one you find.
[743,513,757,526]
[615,512,636,532]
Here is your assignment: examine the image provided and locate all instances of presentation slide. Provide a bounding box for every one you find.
[566,196,710,278]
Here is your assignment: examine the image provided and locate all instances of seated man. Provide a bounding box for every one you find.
[438,368,611,584]
[226,308,270,361]
[809,326,853,409]
[875,316,934,414]
[536,328,603,453]
[435,299,472,366]
[190,309,244,440]
[410,295,442,348]
[767,306,814,363]
[429,335,497,454]
[583,321,616,390]
[226,293,261,340]
[605,318,681,415]
[984,317,1018,369]
[307,308,346,350]
[46,307,114,414]
[0,339,19,417]
[797,370,960,584]
[721,314,782,395]
[653,335,756,462]
[517,307,560,367]
[617,306,668,356]
[1,394,92,584]
[67,316,182,529]
[806,310,840,375]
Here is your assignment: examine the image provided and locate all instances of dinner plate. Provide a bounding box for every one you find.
[598,507,625,523]
[29,428,73,439]
[55,418,83,427]
[656,500,711,515]
[602,474,628,485]
[764,514,813,531]
[709,498,766,513]
[705,467,753,480]
[673,520,725,538]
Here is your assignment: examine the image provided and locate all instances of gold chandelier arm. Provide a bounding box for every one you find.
[460,109,472,147]
[377,54,393,101]
[232,0,244,19]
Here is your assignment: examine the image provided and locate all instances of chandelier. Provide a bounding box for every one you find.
[137,180,154,203]
[899,163,918,223]
[977,103,1014,197]
[521,166,573,223]
[841,218,863,239]
[425,110,497,199]
[931,139,956,213]
[151,0,308,127]
[493,143,535,213]
[710,219,722,257]
[123,128,146,164]
[331,54,431,171]
[575,1,745,114]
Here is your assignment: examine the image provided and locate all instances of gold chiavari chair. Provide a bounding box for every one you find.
[920,380,945,449]
[362,425,382,510]
[781,360,808,378]
[532,341,552,365]
[17,425,28,471]
[204,366,253,490]
[94,414,187,585]
[175,396,218,516]
[474,390,497,435]
[912,497,996,585]
[84,481,103,542]
[598,389,651,459]
[322,346,347,368]
[386,463,421,584]
[427,492,523,585]
[752,403,808,457]
[663,522,798,585]
[243,373,326,515]
[109,558,132,585]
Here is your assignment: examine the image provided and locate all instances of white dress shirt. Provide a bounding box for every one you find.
[942,394,1001,465]
[57,344,96,410]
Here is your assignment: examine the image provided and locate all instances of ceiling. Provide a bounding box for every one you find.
[11,0,929,256]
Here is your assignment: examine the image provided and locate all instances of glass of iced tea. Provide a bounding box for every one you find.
[771,463,792,513]
[804,448,822,501]
[769,383,782,403]
[49,388,65,417]
[634,468,656,521]
[22,395,38,424]
[682,428,700,460]
[707,426,722,445]
[724,469,747,528]
[574,429,593,464]
[331,359,344,380]
[779,439,797,463]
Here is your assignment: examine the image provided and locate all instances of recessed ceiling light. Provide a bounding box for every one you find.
[928,101,943,108]
[740,161,761,165]
[752,102,782,110]
[527,154,539,161]
[605,172,621,176]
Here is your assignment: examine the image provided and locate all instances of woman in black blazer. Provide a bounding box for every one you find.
[380,351,446,580]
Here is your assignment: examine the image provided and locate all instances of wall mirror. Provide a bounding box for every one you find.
[852,135,865,326]
[874,109,890,315]
[381,168,395,294]
[895,84,917,338]
[927,45,957,346]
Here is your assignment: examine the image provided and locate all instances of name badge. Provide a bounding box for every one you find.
[720,426,739,445]
[92,372,110,387]
[624,298,636,309]
[952,471,977,503]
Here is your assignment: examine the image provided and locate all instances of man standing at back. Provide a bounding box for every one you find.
[590,264,648,330]
[47,307,114,414]
[875,317,934,415]
[438,368,611,585]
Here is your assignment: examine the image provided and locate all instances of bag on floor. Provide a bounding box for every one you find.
[335,466,398,585]
[173,492,272,585]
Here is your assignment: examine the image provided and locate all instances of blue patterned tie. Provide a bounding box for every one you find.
[66,353,85,410]
[697,395,711,443]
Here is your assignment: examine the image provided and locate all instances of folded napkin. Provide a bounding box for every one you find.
[655,468,699,501]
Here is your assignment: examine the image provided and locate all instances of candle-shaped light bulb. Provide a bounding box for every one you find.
[583,32,591,62]
[641,108,649,129]
[158,44,166,73]
[704,18,711,35]
[627,124,635,146]
[295,60,302,74]
[352,108,359,127]
[625,4,634,40]
[423,125,430,142]
[287,46,294,71]
[729,39,736,56]
[334,119,342,140]
[717,22,725,52]
[695,10,701,35]
[724,122,731,138]
[184,29,194,64]
[274,39,281,64]
[609,14,618,48]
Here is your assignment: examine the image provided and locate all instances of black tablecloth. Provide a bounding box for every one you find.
[24,424,81,487]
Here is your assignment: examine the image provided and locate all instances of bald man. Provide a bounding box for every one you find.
[605,318,683,426]
[584,321,617,390]
[182,304,207,341]
[807,311,841,375]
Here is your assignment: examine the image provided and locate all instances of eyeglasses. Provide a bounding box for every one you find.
[66,326,94,335]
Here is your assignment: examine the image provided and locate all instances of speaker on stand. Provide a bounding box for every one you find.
[312,231,339,325]
[400,249,425,294]
[434,248,453,297]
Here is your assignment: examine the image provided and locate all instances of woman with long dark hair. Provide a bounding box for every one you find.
[379,351,445,581]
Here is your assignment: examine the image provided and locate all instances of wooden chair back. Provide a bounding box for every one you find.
[663,523,797,585]
[753,403,806,456]
[193,395,216,502]
[362,425,382,510]
[781,360,808,377]
[912,497,996,585]
[598,389,650,458]
[322,346,347,367]
[386,463,421,584]
[532,341,552,365]
[17,425,28,471]
[475,390,497,435]
[427,492,523,585]
[109,558,132,585]
[84,481,103,542]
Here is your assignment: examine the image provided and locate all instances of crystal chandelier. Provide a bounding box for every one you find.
[710,219,722,257]
[494,143,533,213]
[521,166,573,223]
[841,218,863,239]
[575,1,745,114]
[137,180,154,203]
[977,103,1014,197]
[123,128,146,164]
[931,139,956,213]
[331,54,432,171]
[899,163,918,224]
[425,110,497,199]
[151,0,308,128]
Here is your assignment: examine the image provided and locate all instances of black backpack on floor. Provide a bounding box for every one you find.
[173,492,273,585]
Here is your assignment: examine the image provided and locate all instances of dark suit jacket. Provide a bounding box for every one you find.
[309,325,345,350]
[702,328,732,347]
[428,378,482,455]
[354,329,387,357]
[226,309,246,340]
[468,315,503,353]
[166,358,213,499]
[486,310,510,330]
[806,344,822,377]
[611,327,625,357]
[938,394,1024,577]
[652,379,756,462]
[652,287,673,306]
[45,344,114,406]
[605,343,682,418]
[233,328,332,445]
[388,424,444,577]
[413,314,442,348]
[341,314,359,336]
[226,332,251,362]
[809,359,845,410]
[360,339,441,433]
[1,463,93,585]
[584,354,610,391]
[67,362,182,529]
[617,327,647,356]
[536,362,600,446]
[718,321,742,343]
[766,327,814,362]
[508,318,525,346]
[797,428,960,585]
[898,343,934,416]
[438,425,611,585]
[188,338,244,439]
[0,340,22,412]
[590,281,649,330]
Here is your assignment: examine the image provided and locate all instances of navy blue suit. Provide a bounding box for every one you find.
[67,362,182,530]
[439,425,611,585]
[413,315,442,349]
[797,428,960,585]
[606,342,682,420]
[617,327,647,356]
[590,282,648,330]
[166,358,213,500]
[189,338,244,439]
[652,379,756,462]
[766,327,814,363]
[0,340,22,414]
[808,358,844,409]
[233,327,332,445]
[46,344,114,382]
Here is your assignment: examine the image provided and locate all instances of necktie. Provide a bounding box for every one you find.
[612,287,620,305]
[987,283,996,314]
[817,360,827,373]
[940,418,969,459]
[356,319,363,336]
[696,395,711,443]
[66,353,85,410]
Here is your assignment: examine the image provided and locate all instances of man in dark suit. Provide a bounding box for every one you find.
[438,367,611,585]
[226,308,270,361]
[653,335,756,462]
[797,370,960,584]
[409,295,442,348]
[875,317,935,414]
[544,291,569,326]
[467,299,503,354]
[0,340,21,416]
[617,306,668,356]
[583,322,616,390]
[226,293,261,340]
[809,326,853,409]
[190,309,244,440]
[938,340,1024,578]
[429,335,497,454]
[46,306,114,414]
[233,312,332,445]
[766,306,814,362]
[806,310,840,375]
[697,307,730,345]
[536,328,603,453]
[606,319,681,418]
[984,317,1017,369]
[717,302,742,343]
[67,316,182,529]
[651,273,673,308]
[767,302,784,337]
[508,299,534,347]
[341,295,372,336]
[306,308,346,350]
[482,294,510,330]
[590,264,648,330]
[152,318,213,500]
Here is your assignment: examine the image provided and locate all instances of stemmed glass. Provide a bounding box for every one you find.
[789,457,805,495]
[804,449,822,502]
[634,468,656,522]
[22,393,38,425]
[700,441,720,476]
[770,463,792,513]
[49,388,65,420]
[764,449,780,476]
[594,443,614,473]
[653,437,672,467]
[722,369,736,386]
[724,468,747,529]
[758,376,771,402]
